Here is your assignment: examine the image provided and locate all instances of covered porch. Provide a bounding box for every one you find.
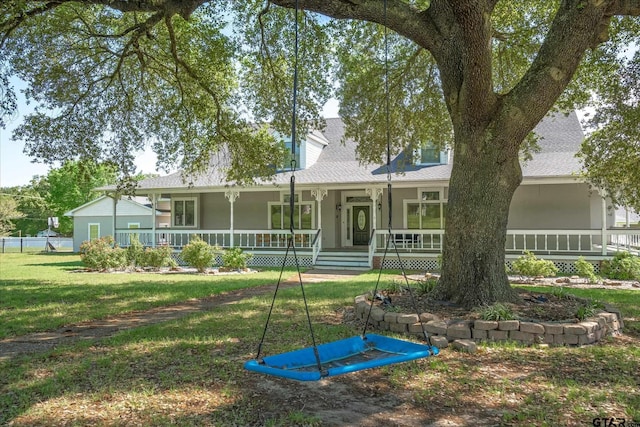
[109,182,639,270]
[114,226,640,270]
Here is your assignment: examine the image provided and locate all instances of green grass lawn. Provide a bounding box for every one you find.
[1,253,638,426]
[0,252,289,339]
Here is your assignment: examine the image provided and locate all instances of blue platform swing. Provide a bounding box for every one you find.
[244,0,438,382]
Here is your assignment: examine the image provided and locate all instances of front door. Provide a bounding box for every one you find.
[352,205,370,246]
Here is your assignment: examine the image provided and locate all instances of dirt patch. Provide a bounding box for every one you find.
[371,275,639,324]
[379,288,586,322]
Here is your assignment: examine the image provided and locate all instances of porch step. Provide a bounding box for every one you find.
[314,251,370,270]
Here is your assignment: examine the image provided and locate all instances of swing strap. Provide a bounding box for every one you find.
[361,0,430,343]
[254,0,323,375]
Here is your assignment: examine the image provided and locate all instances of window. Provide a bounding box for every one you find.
[88,223,100,240]
[269,193,313,230]
[173,198,197,227]
[287,139,302,169]
[405,189,447,229]
[276,135,303,171]
[415,143,448,165]
[420,145,440,164]
[127,223,140,229]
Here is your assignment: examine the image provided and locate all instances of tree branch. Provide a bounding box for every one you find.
[612,0,640,15]
[269,0,443,53]
[502,0,618,145]
[1,1,63,49]
[164,15,227,138]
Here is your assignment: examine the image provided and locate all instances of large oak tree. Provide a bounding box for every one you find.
[1,1,639,307]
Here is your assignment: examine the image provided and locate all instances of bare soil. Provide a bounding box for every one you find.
[379,288,586,322]
[375,275,640,323]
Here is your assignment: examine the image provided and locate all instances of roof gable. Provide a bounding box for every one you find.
[127,112,584,191]
[65,195,156,217]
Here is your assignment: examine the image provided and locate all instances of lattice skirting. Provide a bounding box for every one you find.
[171,252,313,268]
[505,260,601,274]
[377,257,440,271]
[378,257,601,274]
[170,251,600,274]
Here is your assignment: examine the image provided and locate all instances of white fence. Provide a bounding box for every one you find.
[1,237,73,252]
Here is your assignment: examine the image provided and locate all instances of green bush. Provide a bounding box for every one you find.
[416,278,438,296]
[575,256,599,283]
[511,251,558,278]
[549,286,572,300]
[480,303,516,321]
[141,245,173,270]
[575,300,604,321]
[80,236,127,270]
[180,236,219,273]
[601,252,640,280]
[222,247,253,270]
[126,235,144,266]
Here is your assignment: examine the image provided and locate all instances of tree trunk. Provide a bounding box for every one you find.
[435,125,522,308]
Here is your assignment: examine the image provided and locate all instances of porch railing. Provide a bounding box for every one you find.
[115,229,316,250]
[373,229,445,252]
[371,228,640,255]
[115,228,640,256]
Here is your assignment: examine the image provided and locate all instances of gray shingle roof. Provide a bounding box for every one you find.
[131,112,584,191]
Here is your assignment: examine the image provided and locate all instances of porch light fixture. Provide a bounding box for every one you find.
[377,202,382,211]
[336,203,342,211]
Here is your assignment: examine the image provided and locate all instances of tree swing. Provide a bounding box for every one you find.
[244,0,438,382]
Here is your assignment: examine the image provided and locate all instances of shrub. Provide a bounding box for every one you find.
[416,278,438,296]
[575,300,604,321]
[480,303,516,321]
[222,247,253,270]
[126,235,144,267]
[601,252,640,280]
[511,251,558,278]
[80,236,127,270]
[141,245,173,270]
[575,256,599,283]
[549,286,572,300]
[382,280,402,294]
[180,236,219,273]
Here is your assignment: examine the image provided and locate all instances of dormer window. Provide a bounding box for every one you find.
[415,143,449,165]
[284,137,302,169]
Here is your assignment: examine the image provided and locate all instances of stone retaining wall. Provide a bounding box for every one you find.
[354,294,624,348]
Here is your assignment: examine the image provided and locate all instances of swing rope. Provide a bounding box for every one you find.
[362,0,431,345]
[254,0,324,375]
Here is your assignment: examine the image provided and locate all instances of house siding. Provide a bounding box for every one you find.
[236,191,278,229]
[200,193,230,229]
[305,139,324,167]
[72,218,111,252]
[508,183,594,229]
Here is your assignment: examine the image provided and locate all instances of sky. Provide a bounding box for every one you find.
[0,78,159,188]
[0,81,340,188]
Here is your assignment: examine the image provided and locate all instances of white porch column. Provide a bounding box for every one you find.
[110,193,119,247]
[601,195,608,255]
[626,207,631,228]
[366,187,384,232]
[151,193,157,247]
[225,190,240,248]
[311,188,328,231]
